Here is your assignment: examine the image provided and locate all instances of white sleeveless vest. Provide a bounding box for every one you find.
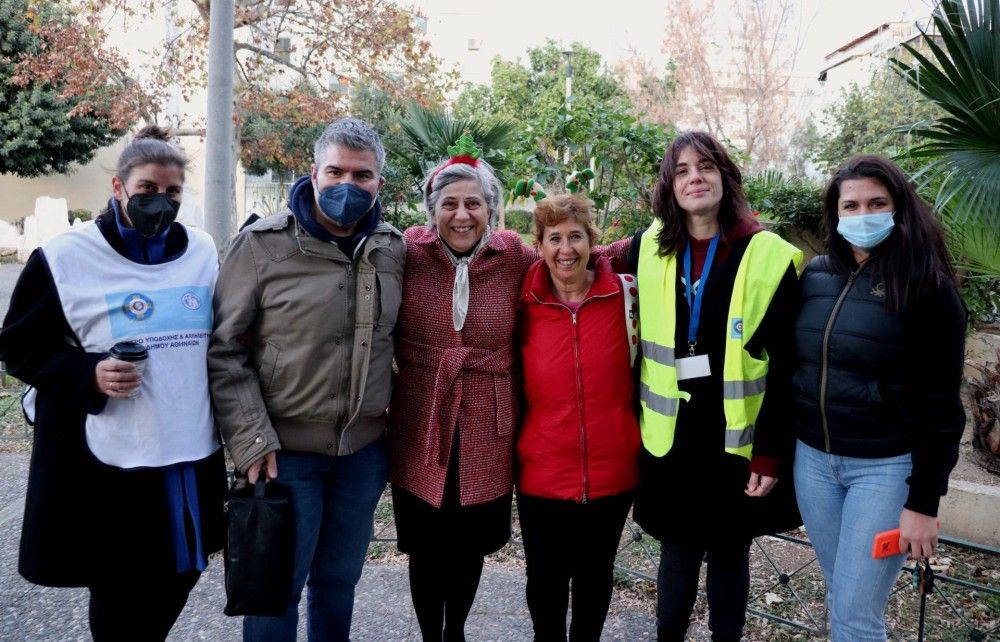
[42,222,219,468]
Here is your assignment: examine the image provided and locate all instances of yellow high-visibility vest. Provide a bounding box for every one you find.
[637,220,802,458]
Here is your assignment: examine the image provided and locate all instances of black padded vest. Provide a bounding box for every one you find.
[792,256,911,458]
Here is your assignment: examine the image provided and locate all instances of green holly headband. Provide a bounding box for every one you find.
[427,134,483,197]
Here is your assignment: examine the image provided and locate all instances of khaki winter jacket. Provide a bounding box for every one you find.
[209,211,405,473]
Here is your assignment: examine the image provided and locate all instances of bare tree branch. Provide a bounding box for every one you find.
[235,42,310,79]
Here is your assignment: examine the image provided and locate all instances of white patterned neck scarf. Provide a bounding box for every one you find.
[440,227,491,331]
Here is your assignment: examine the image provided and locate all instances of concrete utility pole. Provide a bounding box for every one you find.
[204,0,235,253]
[562,49,573,166]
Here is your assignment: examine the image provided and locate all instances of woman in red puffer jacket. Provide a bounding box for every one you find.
[516,192,641,642]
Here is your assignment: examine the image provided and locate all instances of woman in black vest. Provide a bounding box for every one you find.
[792,155,965,642]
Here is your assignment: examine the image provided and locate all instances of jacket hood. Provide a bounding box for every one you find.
[288,175,317,222]
[520,254,619,304]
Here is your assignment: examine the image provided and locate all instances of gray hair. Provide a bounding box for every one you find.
[313,117,385,171]
[115,125,188,183]
[423,160,503,227]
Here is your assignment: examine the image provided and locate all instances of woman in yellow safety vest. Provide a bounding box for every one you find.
[605,130,801,641]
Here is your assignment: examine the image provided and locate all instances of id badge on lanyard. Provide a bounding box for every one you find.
[676,354,711,380]
[676,235,719,381]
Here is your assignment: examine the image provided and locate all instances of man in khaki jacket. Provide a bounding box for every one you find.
[208,118,405,642]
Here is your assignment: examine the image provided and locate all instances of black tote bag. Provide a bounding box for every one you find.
[223,479,295,616]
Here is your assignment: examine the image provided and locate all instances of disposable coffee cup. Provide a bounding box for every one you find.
[109,341,148,398]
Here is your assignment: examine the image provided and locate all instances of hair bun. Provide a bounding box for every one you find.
[134,124,172,143]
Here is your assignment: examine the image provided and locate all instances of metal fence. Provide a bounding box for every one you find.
[245,182,291,219]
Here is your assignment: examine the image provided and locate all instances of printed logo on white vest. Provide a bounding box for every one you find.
[106,286,212,340]
[123,293,154,320]
[181,291,202,310]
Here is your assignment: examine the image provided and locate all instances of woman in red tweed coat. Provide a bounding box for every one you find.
[389,152,535,641]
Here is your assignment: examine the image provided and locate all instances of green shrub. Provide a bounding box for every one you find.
[600,205,652,244]
[383,206,425,232]
[68,208,93,222]
[744,171,824,242]
[960,276,1000,329]
[505,208,534,234]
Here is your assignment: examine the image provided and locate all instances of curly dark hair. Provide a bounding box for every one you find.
[651,130,752,256]
[822,154,956,312]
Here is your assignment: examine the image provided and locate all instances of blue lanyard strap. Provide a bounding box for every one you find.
[683,234,720,354]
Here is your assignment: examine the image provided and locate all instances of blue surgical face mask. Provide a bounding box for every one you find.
[837,211,895,250]
[317,183,375,227]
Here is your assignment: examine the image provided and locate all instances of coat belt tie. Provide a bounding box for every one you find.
[397,338,514,466]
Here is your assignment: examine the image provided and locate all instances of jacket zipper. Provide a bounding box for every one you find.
[819,267,861,452]
[570,311,589,504]
[531,289,616,504]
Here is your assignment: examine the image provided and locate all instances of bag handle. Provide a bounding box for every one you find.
[254,480,267,498]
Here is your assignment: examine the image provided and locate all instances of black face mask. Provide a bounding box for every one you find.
[123,191,181,238]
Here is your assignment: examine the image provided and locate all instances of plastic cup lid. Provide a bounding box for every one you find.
[110,341,148,360]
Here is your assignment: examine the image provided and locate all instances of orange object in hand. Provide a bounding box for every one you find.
[871,521,940,559]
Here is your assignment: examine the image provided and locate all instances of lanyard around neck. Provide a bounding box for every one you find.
[683,234,720,356]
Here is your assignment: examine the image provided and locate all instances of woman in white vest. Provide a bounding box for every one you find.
[0,126,226,641]
[603,131,801,641]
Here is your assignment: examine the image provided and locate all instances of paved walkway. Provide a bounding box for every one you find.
[0,451,656,642]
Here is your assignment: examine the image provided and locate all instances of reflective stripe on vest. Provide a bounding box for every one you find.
[640,339,675,366]
[636,222,689,456]
[638,222,802,459]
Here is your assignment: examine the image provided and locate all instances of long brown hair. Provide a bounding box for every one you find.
[822,154,956,312]
[651,131,751,256]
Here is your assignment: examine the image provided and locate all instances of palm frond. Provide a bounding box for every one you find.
[889,0,1000,224]
[393,102,515,187]
[942,209,1000,277]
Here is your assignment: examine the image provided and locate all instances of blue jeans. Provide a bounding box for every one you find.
[793,440,910,642]
[243,439,388,642]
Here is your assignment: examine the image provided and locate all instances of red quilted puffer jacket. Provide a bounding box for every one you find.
[516,255,640,502]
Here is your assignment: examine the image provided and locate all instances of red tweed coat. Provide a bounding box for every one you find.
[389,226,535,508]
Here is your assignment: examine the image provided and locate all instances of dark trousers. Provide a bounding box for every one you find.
[88,569,200,642]
[655,539,751,642]
[518,492,633,642]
